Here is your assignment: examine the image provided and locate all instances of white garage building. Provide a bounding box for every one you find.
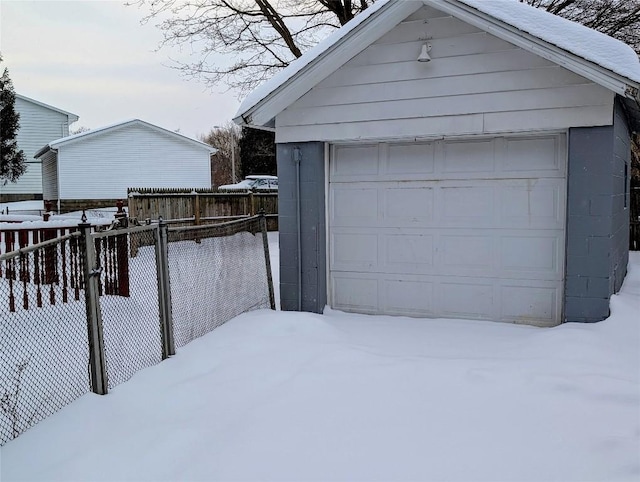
[235,0,640,325]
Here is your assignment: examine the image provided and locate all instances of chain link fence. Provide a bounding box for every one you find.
[0,215,274,445]
[0,233,90,445]
[168,216,274,348]
[96,227,163,389]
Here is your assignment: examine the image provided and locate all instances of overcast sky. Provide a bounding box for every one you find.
[0,0,242,139]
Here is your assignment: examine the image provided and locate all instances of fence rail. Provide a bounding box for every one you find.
[128,188,278,231]
[0,214,275,445]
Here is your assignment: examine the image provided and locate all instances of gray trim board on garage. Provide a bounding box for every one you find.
[277,142,327,313]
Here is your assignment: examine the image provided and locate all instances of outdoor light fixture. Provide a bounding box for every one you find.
[417,42,432,62]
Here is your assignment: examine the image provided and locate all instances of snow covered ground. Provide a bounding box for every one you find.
[0,238,638,481]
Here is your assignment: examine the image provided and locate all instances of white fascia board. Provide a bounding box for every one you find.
[34,144,55,159]
[427,0,640,102]
[238,0,423,128]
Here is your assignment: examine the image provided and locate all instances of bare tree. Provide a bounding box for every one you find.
[70,126,91,135]
[127,0,372,94]
[201,122,241,187]
[130,0,639,94]
[523,0,640,53]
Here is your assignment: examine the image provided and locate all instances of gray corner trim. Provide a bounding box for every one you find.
[276,141,327,314]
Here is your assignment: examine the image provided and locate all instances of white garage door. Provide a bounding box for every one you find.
[329,135,566,325]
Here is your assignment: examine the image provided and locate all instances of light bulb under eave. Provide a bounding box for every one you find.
[417,42,432,62]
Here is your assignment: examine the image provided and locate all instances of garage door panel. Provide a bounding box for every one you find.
[332,275,379,312]
[385,142,435,176]
[439,186,495,227]
[500,235,562,279]
[503,136,562,174]
[442,139,496,173]
[382,234,435,271]
[383,279,434,316]
[500,284,560,324]
[331,187,378,227]
[440,234,494,272]
[331,232,378,271]
[332,144,379,177]
[436,281,495,319]
[383,187,434,225]
[332,227,564,280]
[500,180,564,228]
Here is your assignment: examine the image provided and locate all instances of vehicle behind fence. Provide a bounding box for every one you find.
[0,214,274,445]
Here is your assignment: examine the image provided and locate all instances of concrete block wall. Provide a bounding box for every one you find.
[565,100,631,322]
[611,99,631,292]
[276,142,326,313]
[0,193,43,203]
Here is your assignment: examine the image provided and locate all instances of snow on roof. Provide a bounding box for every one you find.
[235,0,640,124]
[15,94,79,122]
[459,0,640,84]
[235,0,393,119]
[36,119,216,158]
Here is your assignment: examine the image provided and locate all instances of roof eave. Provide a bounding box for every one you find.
[16,94,80,121]
[237,0,423,128]
[34,145,55,159]
[46,119,216,152]
[428,0,640,101]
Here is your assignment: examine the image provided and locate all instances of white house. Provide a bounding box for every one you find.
[0,94,79,202]
[35,119,216,212]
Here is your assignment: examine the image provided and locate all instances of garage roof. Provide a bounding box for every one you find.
[234,0,640,131]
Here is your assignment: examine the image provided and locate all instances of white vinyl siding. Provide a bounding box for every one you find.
[275,5,613,143]
[1,162,43,194]
[57,124,211,199]
[329,134,567,326]
[1,97,73,195]
[41,151,58,200]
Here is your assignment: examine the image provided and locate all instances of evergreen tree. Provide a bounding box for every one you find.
[0,55,26,184]
[239,127,276,177]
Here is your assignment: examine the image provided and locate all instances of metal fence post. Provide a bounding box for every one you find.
[259,212,276,310]
[79,220,108,395]
[155,218,175,358]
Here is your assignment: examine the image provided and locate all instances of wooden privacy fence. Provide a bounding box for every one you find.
[127,188,278,231]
